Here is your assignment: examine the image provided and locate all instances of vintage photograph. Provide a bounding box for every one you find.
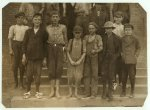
[2,3,147,107]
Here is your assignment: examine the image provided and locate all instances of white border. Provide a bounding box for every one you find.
[0,0,149,110]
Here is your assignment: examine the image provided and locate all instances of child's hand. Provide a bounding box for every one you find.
[42,58,47,67]
[9,48,14,56]
[75,60,81,65]
[70,60,76,66]
[22,54,26,65]
[91,50,96,54]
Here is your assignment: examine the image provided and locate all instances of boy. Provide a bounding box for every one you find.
[120,24,141,98]
[46,11,68,98]
[101,21,121,101]
[22,13,48,99]
[67,25,86,98]
[8,12,29,89]
[83,22,103,98]
[112,11,124,90]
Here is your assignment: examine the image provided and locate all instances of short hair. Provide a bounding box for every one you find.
[124,23,134,30]
[33,13,42,19]
[15,12,25,18]
[50,11,60,17]
[114,11,124,18]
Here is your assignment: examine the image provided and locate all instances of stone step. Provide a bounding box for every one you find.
[11,84,147,96]
[22,75,147,85]
[11,94,147,107]
[40,67,147,76]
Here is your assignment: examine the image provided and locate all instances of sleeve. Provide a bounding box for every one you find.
[8,26,14,39]
[135,38,141,57]
[62,25,68,45]
[97,35,103,50]
[43,30,48,57]
[82,40,86,53]
[22,30,29,54]
[117,37,122,57]
[66,39,72,52]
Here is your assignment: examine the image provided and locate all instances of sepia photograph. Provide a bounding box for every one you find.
[1,2,147,108]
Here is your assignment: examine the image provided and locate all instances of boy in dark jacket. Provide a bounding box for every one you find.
[120,24,141,98]
[101,21,121,101]
[22,13,48,99]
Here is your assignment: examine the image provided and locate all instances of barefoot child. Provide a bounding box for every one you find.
[46,11,68,98]
[66,25,86,98]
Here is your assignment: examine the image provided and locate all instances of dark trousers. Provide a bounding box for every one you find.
[84,54,98,96]
[122,64,136,93]
[47,45,63,80]
[114,56,123,84]
[26,60,42,92]
[12,40,25,86]
[101,55,116,97]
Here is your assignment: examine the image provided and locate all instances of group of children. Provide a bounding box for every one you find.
[8,8,140,100]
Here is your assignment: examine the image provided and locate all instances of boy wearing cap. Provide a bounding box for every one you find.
[8,12,29,89]
[46,11,68,98]
[120,24,140,98]
[112,11,124,90]
[101,21,121,100]
[83,22,103,98]
[22,13,48,99]
[66,25,86,98]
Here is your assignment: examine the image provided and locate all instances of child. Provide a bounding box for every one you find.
[120,24,141,98]
[8,12,29,89]
[22,13,48,99]
[112,11,124,90]
[83,22,103,98]
[46,11,68,98]
[67,25,86,98]
[101,21,121,101]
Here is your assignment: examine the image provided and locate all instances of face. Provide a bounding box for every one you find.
[105,28,113,34]
[114,16,123,24]
[88,25,96,34]
[32,16,42,27]
[124,27,133,36]
[51,14,60,24]
[73,31,82,39]
[16,16,24,25]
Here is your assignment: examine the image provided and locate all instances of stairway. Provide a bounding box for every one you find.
[11,62,147,107]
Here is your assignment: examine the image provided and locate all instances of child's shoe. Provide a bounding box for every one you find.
[35,92,43,99]
[23,91,31,99]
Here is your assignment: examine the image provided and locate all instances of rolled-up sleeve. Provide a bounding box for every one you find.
[8,25,14,39]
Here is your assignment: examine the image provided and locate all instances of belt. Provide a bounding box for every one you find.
[47,43,64,47]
